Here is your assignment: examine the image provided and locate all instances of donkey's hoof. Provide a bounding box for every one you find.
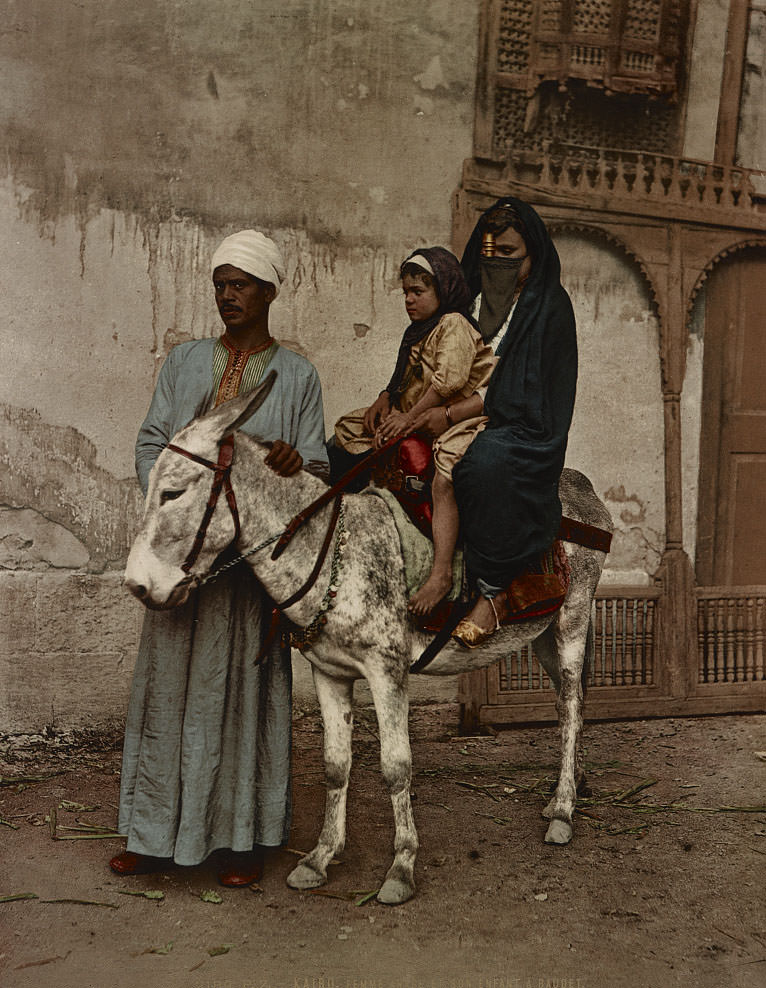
[377,877,415,905]
[544,819,573,845]
[287,861,326,890]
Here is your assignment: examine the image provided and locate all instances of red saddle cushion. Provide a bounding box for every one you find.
[372,436,434,536]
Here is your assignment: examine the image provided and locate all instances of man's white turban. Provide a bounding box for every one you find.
[211,230,287,297]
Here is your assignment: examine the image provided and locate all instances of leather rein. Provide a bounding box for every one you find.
[165,435,399,658]
[166,431,395,581]
[165,434,342,604]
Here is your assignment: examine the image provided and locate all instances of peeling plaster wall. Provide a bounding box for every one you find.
[682,299,705,568]
[1,0,476,247]
[683,0,730,161]
[740,1,766,173]
[0,572,143,732]
[0,1,758,729]
[0,0,479,729]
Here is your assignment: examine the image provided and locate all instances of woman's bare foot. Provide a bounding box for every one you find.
[408,569,453,616]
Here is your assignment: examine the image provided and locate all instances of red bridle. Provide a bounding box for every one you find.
[165,434,240,574]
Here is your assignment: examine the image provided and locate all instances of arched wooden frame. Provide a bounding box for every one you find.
[690,240,766,589]
[454,184,766,698]
[688,236,766,316]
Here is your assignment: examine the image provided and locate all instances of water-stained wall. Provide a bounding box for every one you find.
[3,0,477,246]
[0,0,756,729]
[0,0,481,729]
[556,234,665,584]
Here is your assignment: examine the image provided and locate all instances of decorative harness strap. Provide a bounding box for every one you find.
[166,434,240,574]
[256,441,401,659]
[257,494,343,662]
[558,516,612,554]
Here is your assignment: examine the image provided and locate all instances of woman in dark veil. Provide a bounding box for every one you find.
[414,197,577,645]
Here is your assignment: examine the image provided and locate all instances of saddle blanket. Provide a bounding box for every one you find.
[365,487,571,633]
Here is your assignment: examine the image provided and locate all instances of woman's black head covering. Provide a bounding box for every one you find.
[454,197,578,587]
[385,246,473,400]
[461,203,533,341]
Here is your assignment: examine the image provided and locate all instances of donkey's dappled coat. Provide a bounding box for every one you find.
[125,375,613,904]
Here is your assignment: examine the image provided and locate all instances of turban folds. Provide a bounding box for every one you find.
[211,230,286,297]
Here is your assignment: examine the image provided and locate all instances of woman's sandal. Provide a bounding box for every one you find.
[451,597,501,649]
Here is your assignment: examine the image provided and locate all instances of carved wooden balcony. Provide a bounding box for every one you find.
[462,142,766,232]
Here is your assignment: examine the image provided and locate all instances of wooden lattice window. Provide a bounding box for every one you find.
[477,0,689,158]
[528,0,686,98]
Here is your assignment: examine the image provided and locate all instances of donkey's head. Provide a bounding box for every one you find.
[125,371,276,609]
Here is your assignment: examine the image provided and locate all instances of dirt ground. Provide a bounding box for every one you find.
[1,704,765,988]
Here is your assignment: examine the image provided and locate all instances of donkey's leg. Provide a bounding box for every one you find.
[287,669,354,890]
[541,616,593,821]
[544,607,591,846]
[575,619,595,798]
[535,625,564,823]
[531,624,561,692]
[368,674,418,905]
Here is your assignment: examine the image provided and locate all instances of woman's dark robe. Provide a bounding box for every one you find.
[453,197,578,588]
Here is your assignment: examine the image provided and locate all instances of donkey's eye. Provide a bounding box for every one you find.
[159,489,185,506]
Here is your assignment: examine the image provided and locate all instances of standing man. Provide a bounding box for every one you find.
[110,230,329,886]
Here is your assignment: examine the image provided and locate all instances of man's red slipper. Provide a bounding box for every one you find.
[109,851,174,876]
[217,849,264,888]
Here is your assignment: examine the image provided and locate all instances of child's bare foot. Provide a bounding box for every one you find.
[408,570,453,616]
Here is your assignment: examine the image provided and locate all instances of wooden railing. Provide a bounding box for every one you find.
[496,586,766,693]
[591,588,659,687]
[497,586,660,693]
[696,588,766,684]
[462,585,766,724]
[466,143,766,226]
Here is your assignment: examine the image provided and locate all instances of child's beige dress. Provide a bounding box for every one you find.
[334,311,495,479]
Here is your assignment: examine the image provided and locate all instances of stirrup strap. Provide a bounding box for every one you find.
[410,599,474,674]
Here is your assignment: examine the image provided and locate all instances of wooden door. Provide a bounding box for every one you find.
[697,249,766,586]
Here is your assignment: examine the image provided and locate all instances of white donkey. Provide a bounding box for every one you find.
[125,373,613,905]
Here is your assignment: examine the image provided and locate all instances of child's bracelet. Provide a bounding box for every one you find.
[445,405,453,425]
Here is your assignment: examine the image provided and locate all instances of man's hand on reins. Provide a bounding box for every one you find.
[265,440,303,476]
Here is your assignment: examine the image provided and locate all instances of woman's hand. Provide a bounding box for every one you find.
[373,409,414,449]
[363,392,391,435]
[410,406,451,440]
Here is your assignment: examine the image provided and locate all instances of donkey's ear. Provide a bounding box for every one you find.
[199,369,278,441]
[223,369,278,437]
